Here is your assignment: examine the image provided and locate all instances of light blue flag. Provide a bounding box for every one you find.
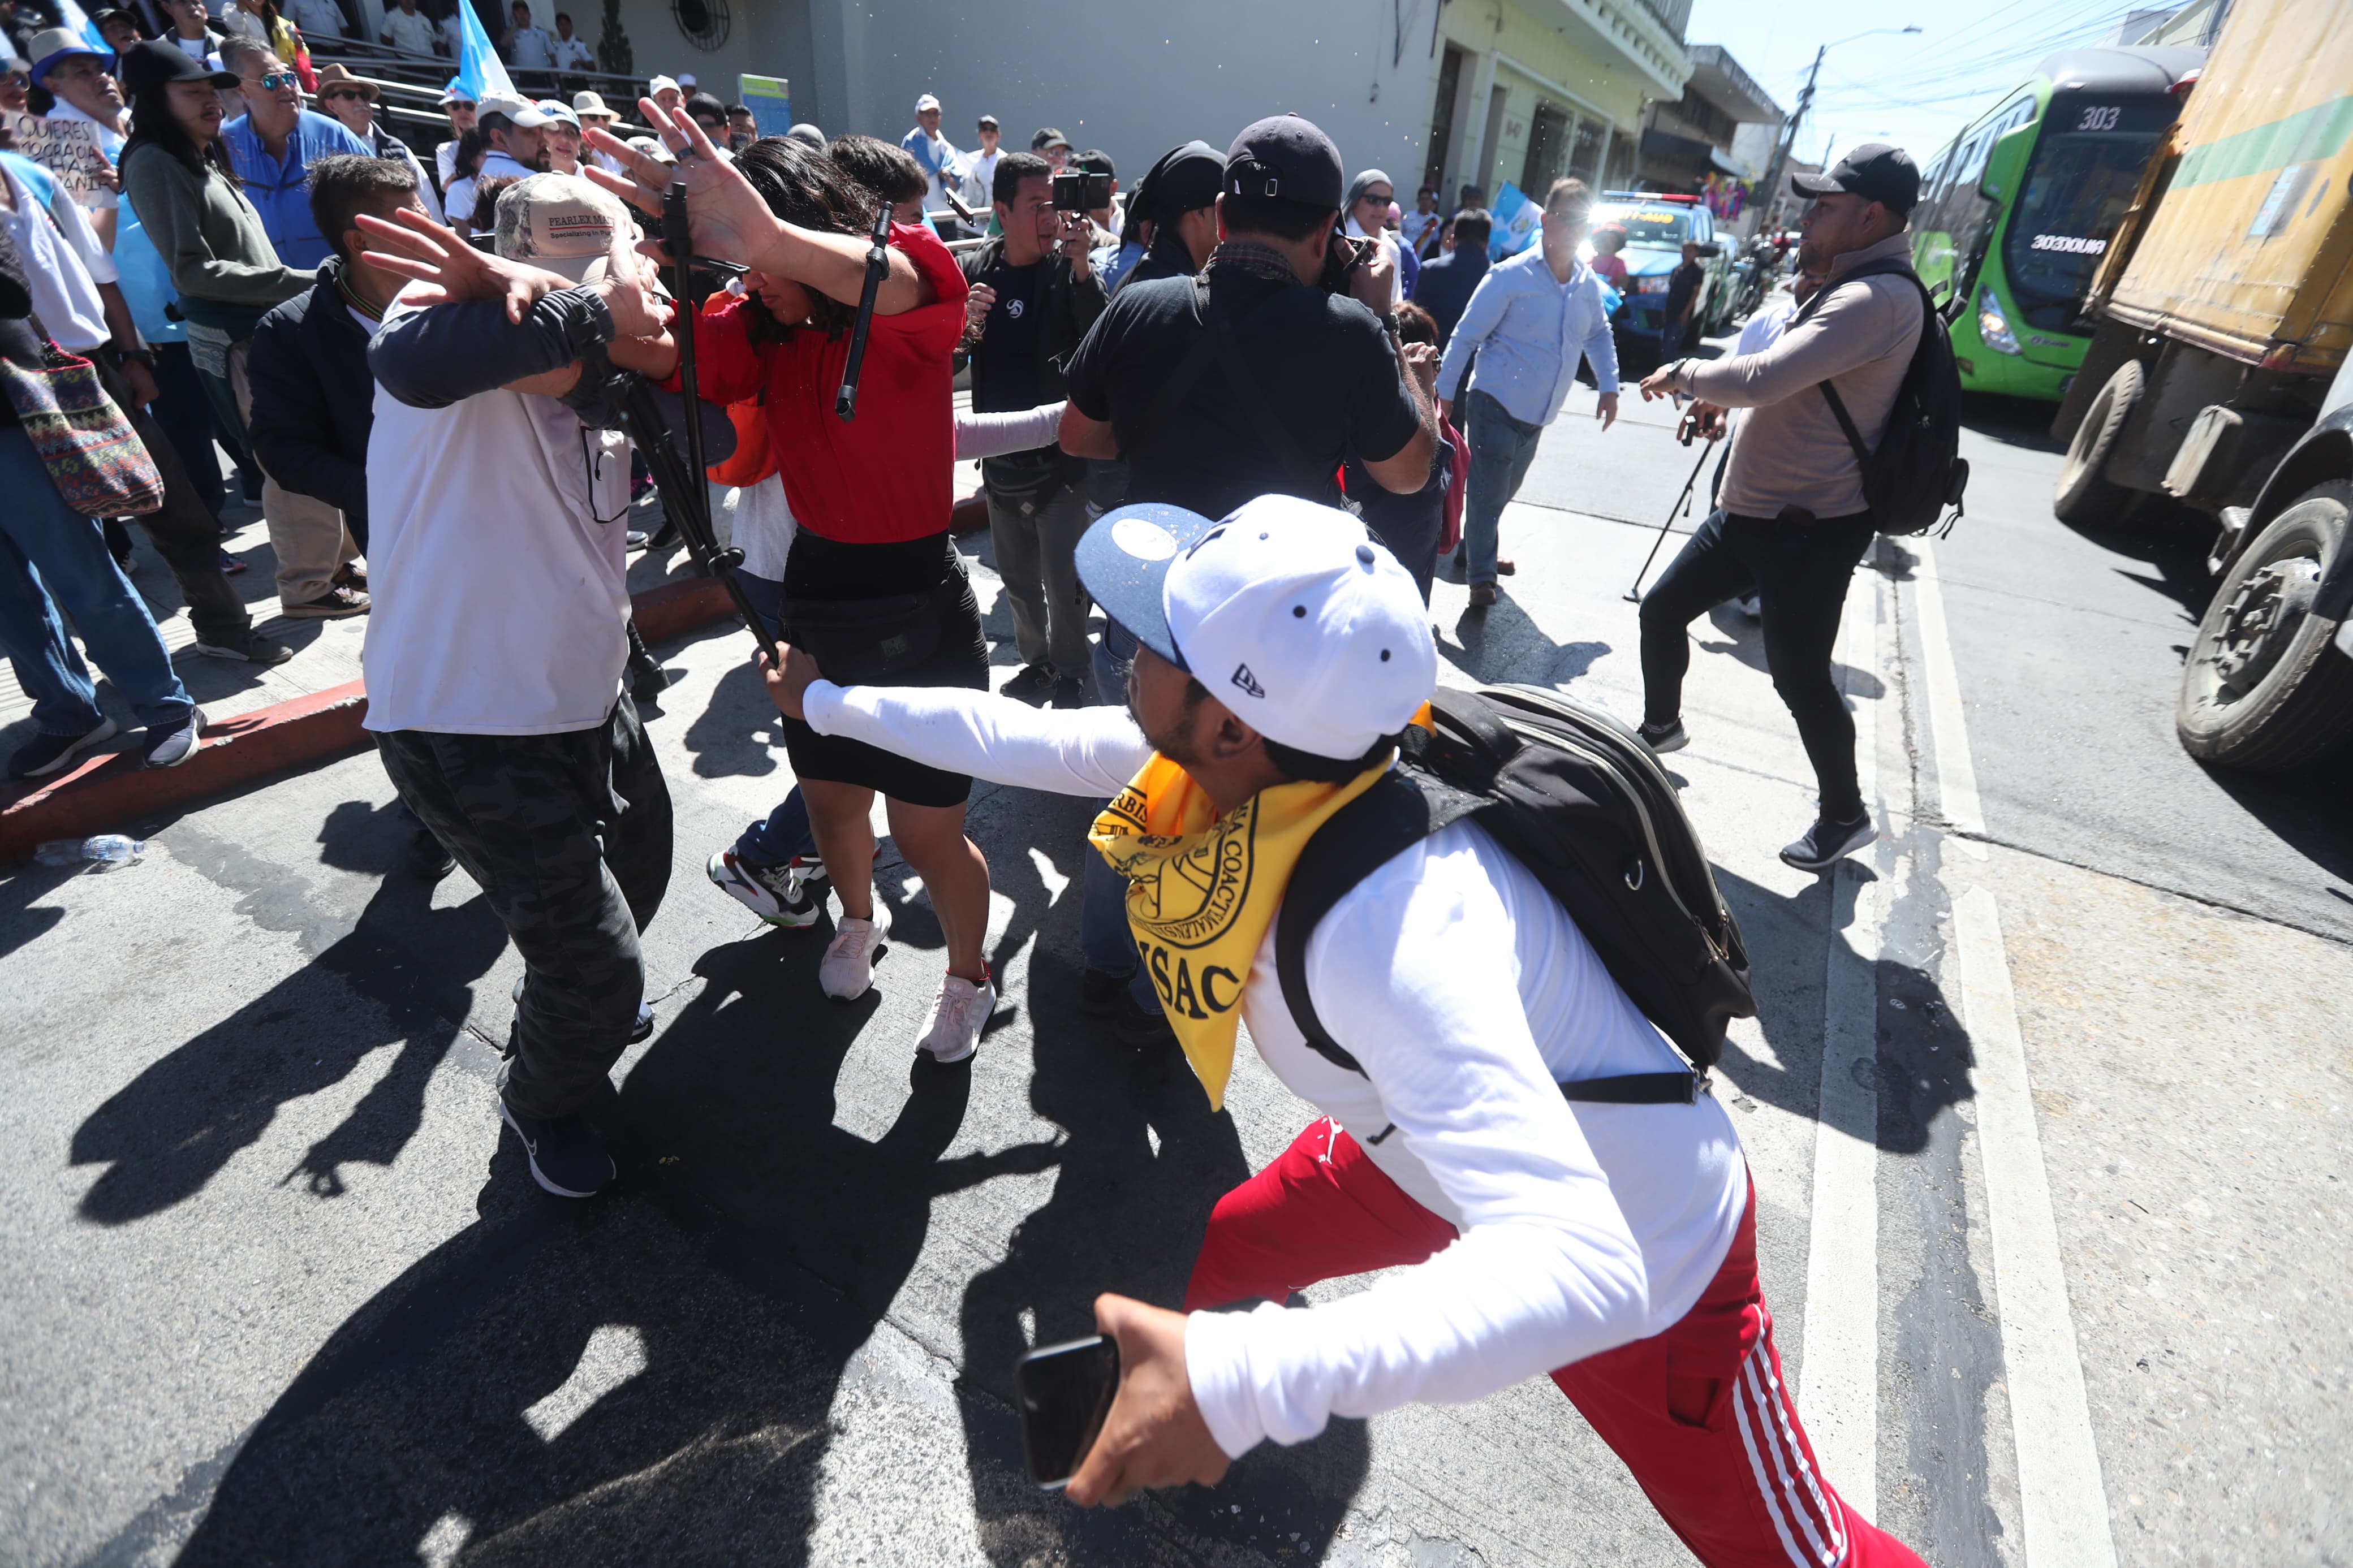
[1488,182,1539,262]
[51,0,113,53]
[452,2,518,105]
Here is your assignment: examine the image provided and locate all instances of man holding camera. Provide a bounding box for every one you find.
[959,150,1107,706]
[1057,114,1438,524]
[355,174,687,1199]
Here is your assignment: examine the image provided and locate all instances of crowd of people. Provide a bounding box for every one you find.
[1,5,1945,1549]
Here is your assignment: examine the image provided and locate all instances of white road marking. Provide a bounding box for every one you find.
[1910,541,1986,837]
[1912,540,2119,1567]
[1947,885,2119,1568]
[1799,564,1884,1521]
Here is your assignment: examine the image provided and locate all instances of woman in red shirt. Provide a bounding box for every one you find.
[594,115,999,1063]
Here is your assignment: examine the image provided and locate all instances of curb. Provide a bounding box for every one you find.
[1,576,742,865]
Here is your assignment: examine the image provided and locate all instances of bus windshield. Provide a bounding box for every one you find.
[1592,203,1693,245]
[2001,96,2177,329]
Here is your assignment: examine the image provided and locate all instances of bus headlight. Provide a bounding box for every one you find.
[1977,287,2021,355]
[1635,274,1671,293]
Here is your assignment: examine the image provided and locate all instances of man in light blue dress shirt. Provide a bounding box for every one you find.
[218,37,372,269]
[1433,178,1619,605]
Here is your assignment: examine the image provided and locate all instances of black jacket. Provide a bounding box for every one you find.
[247,260,376,538]
[955,235,1109,408]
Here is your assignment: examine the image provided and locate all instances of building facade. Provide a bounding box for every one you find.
[1632,42,1779,231]
[474,0,1692,217]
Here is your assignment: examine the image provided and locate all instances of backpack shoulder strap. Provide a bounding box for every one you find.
[1809,260,1934,467]
[1274,763,1478,1075]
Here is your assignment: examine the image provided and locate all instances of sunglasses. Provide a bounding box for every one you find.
[247,71,294,90]
[322,89,365,102]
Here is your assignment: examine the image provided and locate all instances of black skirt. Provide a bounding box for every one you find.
[780,529,989,807]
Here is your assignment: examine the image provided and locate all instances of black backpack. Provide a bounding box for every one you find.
[1798,258,1968,537]
[1274,685,1755,1107]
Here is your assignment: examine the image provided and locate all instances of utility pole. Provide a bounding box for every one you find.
[1757,45,1822,231]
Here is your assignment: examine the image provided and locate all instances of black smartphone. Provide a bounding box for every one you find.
[1051,169,1114,212]
[1015,1333,1121,1490]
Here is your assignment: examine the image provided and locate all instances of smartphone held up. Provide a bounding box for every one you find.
[1016,1333,1120,1490]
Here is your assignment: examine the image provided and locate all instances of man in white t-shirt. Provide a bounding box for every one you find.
[499,0,553,70]
[548,10,593,74]
[433,80,475,185]
[359,174,692,1200]
[962,112,1001,210]
[286,0,346,42]
[758,496,1930,1567]
[379,0,438,55]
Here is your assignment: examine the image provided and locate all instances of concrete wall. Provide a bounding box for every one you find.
[587,0,1447,196]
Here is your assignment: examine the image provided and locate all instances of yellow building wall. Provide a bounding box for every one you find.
[1436,0,1663,200]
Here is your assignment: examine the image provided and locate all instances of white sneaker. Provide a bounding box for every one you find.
[818,899,890,1000]
[916,969,996,1063]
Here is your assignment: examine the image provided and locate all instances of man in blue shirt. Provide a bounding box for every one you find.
[1433,179,1619,606]
[218,37,372,269]
[899,91,959,217]
[1407,207,1490,346]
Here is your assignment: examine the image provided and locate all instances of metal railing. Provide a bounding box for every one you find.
[308,41,661,154]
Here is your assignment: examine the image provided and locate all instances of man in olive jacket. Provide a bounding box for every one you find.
[955,150,1107,706]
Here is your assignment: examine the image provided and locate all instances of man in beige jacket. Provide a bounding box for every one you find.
[1634,144,1923,872]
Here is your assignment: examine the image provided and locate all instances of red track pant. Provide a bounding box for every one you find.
[1184,1118,1930,1568]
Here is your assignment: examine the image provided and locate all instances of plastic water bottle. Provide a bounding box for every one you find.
[33,835,145,868]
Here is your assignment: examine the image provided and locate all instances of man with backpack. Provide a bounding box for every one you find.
[756,494,1929,1566]
[1634,144,1929,872]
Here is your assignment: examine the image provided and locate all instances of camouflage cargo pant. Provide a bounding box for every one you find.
[375,696,673,1118]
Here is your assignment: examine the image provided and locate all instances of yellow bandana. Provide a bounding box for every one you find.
[1088,753,1391,1109]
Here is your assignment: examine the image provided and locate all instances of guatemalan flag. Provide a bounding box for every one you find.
[51,0,112,53]
[451,0,519,105]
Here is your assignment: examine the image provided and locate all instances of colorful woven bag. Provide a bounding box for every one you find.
[0,342,164,518]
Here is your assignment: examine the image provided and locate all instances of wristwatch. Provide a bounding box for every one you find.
[118,346,156,369]
[1381,310,1403,338]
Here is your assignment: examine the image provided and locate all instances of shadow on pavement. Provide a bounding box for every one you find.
[70,799,509,1217]
[1711,863,1979,1157]
[1440,586,1611,688]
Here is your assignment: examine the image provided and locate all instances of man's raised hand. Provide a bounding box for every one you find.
[581,100,782,273]
[354,206,574,324]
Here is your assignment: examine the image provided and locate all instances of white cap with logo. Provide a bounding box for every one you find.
[1076,495,1436,761]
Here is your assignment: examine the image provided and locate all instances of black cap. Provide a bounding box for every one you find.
[1791,142,1920,218]
[1031,126,1069,152]
[1136,139,1223,223]
[118,38,238,93]
[1225,114,1344,210]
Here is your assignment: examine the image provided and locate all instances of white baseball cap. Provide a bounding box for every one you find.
[915,92,941,112]
[479,92,551,128]
[535,97,579,127]
[647,73,679,95]
[1076,496,1436,761]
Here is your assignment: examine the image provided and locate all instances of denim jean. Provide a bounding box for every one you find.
[0,427,194,736]
[730,568,819,869]
[1460,390,1546,586]
[1081,619,1156,1007]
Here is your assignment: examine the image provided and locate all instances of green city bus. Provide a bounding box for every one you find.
[1911,46,2202,401]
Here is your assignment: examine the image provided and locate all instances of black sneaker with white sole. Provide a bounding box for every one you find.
[1779,811,1877,872]
[7,717,117,779]
[142,707,206,768]
[1637,718,1688,754]
[498,1098,616,1198]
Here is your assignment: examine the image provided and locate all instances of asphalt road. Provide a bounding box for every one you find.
[3,361,2347,1567]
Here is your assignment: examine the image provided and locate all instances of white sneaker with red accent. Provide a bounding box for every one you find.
[915,970,996,1064]
[818,899,890,1001]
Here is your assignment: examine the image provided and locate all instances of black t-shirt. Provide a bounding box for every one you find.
[1664,261,1704,323]
[1063,269,1421,520]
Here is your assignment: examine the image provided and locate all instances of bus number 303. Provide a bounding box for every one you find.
[2077,105,2122,131]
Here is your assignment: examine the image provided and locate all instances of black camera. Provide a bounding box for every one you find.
[1317,224,1369,294]
[1051,170,1113,213]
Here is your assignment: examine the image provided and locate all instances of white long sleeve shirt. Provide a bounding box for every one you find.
[800,683,1748,1457]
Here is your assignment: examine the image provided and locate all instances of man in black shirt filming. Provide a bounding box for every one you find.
[1058,114,1438,521]
[959,149,1108,705]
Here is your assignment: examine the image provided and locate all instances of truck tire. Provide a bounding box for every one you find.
[2053,360,2144,525]
[2176,480,2353,771]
